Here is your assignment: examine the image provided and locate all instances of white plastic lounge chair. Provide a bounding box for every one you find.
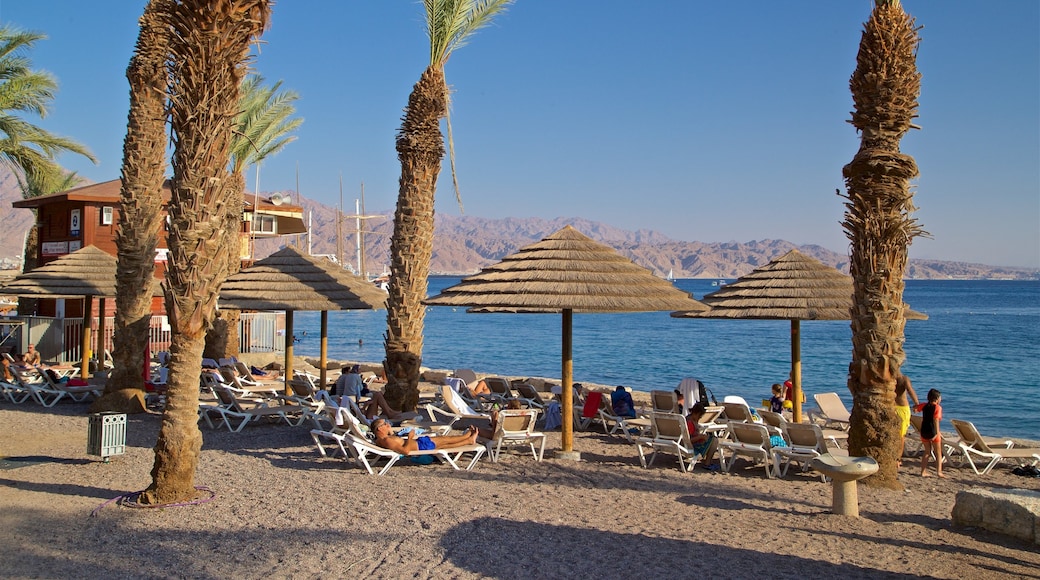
[635,412,706,473]
[427,384,493,424]
[951,419,1035,475]
[721,401,757,425]
[512,382,548,409]
[772,423,848,480]
[39,368,100,402]
[483,377,516,404]
[812,392,852,431]
[486,409,546,462]
[718,422,777,479]
[13,370,67,407]
[596,392,638,439]
[310,424,486,475]
[1,379,32,403]
[650,389,679,414]
[200,372,306,432]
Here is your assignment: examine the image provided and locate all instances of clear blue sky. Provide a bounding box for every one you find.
[3,1,1038,268]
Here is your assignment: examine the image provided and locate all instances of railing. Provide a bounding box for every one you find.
[9,312,282,363]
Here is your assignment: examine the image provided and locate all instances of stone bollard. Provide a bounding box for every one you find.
[811,454,879,517]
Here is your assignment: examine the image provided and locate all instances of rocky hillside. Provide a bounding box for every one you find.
[2,172,1036,280]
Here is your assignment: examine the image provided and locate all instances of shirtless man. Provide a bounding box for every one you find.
[22,343,41,366]
[370,418,479,453]
[894,372,920,466]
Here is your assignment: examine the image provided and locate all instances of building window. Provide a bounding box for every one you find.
[252,214,277,234]
[101,206,114,225]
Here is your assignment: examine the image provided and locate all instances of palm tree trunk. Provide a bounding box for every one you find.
[383,66,447,412]
[141,0,270,505]
[93,0,172,415]
[204,172,245,361]
[842,0,923,489]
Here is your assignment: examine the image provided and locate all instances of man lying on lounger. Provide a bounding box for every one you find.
[370,418,479,453]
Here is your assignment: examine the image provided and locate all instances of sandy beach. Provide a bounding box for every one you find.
[2,372,1038,579]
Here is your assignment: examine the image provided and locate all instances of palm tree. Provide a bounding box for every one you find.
[0,24,96,309]
[142,0,270,506]
[383,0,512,411]
[841,0,925,489]
[0,25,96,189]
[204,73,302,360]
[91,0,173,416]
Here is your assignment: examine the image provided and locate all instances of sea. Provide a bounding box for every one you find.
[288,278,1040,441]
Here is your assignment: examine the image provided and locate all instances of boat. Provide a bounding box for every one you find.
[712,279,726,287]
[666,268,674,281]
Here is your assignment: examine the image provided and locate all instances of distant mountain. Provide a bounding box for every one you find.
[1,170,1036,280]
[260,191,1038,280]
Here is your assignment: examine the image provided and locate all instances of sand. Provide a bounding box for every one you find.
[2,383,1039,579]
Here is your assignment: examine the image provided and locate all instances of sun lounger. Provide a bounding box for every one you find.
[483,377,516,405]
[635,412,710,472]
[772,422,849,480]
[812,392,851,431]
[486,409,545,462]
[718,422,778,478]
[0,379,32,404]
[951,419,1036,475]
[512,382,548,409]
[650,389,679,414]
[310,427,486,475]
[200,372,307,432]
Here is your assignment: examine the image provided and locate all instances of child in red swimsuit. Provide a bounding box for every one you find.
[919,388,945,478]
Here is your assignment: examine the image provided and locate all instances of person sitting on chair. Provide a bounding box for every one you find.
[334,365,368,399]
[611,385,637,418]
[21,343,41,366]
[370,418,479,453]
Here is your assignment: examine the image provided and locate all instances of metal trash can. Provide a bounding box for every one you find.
[87,412,126,462]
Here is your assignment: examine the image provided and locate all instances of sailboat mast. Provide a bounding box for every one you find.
[337,174,343,267]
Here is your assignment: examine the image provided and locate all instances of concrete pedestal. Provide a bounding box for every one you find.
[811,454,879,517]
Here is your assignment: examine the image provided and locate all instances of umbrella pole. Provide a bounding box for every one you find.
[791,319,802,423]
[284,310,294,396]
[319,310,328,390]
[97,297,107,374]
[557,309,580,460]
[80,296,93,378]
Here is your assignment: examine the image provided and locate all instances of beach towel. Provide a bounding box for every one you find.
[543,402,562,430]
[583,391,603,418]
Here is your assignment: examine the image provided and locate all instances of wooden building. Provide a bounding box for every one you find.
[11,178,305,317]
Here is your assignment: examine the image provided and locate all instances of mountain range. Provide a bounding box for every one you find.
[1,171,1036,280]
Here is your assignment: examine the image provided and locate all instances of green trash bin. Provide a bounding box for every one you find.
[87,412,126,462]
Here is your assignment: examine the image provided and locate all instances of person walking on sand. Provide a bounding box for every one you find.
[919,388,945,478]
[370,418,479,453]
[894,372,920,466]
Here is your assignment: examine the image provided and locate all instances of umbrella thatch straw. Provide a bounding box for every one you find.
[425,226,706,313]
[1,245,159,298]
[220,247,387,311]
[671,249,926,320]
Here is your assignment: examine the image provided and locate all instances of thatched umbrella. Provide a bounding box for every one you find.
[425,225,707,459]
[1,245,158,377]
[671,249,926,423]
[219,246,387,389]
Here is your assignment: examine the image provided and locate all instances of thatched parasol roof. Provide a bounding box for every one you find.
[1,245,158,298]
[426,225,706,459]
[219,247,387,311]
[425,225,707,313]
[670,249,926,320]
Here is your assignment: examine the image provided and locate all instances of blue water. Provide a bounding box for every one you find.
[290,279,1040,441]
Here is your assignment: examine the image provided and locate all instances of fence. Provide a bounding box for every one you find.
[10,312,282,363]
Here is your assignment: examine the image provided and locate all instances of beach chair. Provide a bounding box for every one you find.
[200,372,307,432]
[635,412,706,473]
[483,377,516,404]
[0,379,32,404]
[950,419,1035,475]
[718,422,777,479]
[512,382,548,409]
[13,369,67,407]
[426,384,491,425]
[721,401,758,425]
[812,392,852,431]
[772,423,846,480]
[595,392,637,438]
[486,409,546,462]
[38,367,101,402]
[650,389,679,414]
